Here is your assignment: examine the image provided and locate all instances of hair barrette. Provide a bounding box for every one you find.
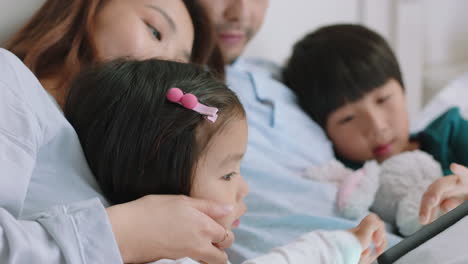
[166,87,218,123]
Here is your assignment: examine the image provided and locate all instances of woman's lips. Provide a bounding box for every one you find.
[219,32,245,46]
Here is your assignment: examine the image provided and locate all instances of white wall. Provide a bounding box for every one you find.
[1,0,468,114]
[423,0,468,67]
[422,0,468,103]
[244,0,425,121]
[244,0,360,65]
[0,0,45,45]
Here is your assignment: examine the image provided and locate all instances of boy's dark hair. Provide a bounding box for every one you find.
[283,24,404,129]
[65,59,244,204]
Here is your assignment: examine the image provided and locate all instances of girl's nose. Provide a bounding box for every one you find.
[237,174,250,201]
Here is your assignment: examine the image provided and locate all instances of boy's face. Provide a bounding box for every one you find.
[191,118,249,230]
[326,79,410,163]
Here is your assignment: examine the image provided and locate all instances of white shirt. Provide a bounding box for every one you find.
[0,48,121,263]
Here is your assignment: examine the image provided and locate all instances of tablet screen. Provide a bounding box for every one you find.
[378,201,468,264]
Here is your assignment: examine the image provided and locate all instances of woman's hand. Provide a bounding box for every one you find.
[349,213,387,264]
[106,195,234,264]
[420,163,468,225]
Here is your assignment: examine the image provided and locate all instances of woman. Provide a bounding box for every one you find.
[0,0,229,263]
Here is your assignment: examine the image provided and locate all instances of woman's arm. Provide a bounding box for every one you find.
[0,199,122,264]
[0,48,124,263]
[0,48,234,264]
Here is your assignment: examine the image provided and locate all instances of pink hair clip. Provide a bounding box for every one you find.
[166,87,218,123]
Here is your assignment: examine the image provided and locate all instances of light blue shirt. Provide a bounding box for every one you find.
[0,48,121,263]
[226,58,401,262]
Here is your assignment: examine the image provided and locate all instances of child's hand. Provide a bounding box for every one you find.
[420,163,468,225]
[348,213,388,264]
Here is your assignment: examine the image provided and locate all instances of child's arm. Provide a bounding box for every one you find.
[242,214,387,264]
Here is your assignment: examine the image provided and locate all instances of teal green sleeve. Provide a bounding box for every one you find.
[419,107,468,175]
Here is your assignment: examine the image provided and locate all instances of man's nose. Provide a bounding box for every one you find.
[225,0,247,22]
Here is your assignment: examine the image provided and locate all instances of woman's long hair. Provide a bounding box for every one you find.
[5,0,224,103]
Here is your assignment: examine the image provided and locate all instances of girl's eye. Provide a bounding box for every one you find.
[222,172,236,181]
[377,95,391,104]
[339,115,354,125]
[146,23,162,41]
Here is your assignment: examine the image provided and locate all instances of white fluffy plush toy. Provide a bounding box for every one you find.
[304,150,443,236]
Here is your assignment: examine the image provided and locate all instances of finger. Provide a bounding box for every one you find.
[375,234,388,255]
[355,214,381,248]
[194,219,230,264]
[373,222,387,254]
[420,176,459,224]
[360,248,371,262]
[190,197,234,219]
[360,249,375,264]
[362,248,371,256]
[214,229,235,249]
[419,194,436,225]
[360,213,380,229]
[373,231,385,252]
[450,163,468,178]
[441,197,464,213]
[198,247,228,264]
[426,202,440,224]
[194,211,233,250]
[206,220,231,247]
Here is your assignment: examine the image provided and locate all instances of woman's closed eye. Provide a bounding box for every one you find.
[377,95,392,104]
[222,172,237,181]
[145,22,162,41]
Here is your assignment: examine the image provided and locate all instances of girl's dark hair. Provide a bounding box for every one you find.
[283,24,404,128]
[65,59,244,205]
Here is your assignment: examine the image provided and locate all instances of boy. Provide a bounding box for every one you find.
[283,24,468,174]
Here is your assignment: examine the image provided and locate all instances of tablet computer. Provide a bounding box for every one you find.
[378,201,468,264]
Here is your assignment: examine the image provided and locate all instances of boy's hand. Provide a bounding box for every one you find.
[420,163,468,225]
[348,213,388,264]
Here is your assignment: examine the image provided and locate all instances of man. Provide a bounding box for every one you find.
[197,0,402,262]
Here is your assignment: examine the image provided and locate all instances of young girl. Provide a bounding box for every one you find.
[65,58,388,264]
[283,24,468,236]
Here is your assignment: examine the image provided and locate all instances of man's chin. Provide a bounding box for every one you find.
[222,49,244,65]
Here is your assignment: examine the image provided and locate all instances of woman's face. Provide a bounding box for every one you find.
[93,0,194,62]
